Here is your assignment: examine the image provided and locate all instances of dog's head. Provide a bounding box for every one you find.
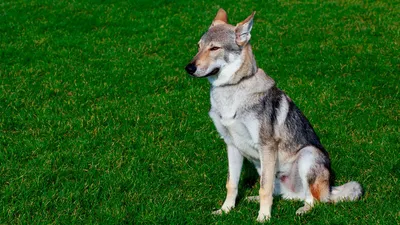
[185,9,255,78]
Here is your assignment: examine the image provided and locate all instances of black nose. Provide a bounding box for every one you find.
[185,63,197,75]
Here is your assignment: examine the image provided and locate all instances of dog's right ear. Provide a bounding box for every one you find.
[211,8,228,26]
[235,11,255,46]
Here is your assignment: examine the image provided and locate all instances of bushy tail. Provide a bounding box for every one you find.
[330,181,362,203]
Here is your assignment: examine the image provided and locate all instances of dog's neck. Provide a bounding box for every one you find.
[208,44,257,87]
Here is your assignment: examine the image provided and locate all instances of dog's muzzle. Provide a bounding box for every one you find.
[185,63,220,77]
[207,68,220,76]
[185,63,197,75]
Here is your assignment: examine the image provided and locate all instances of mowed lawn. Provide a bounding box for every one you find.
[1,0,399,224]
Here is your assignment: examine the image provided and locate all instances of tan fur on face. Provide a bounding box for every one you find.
[191,48,221,73]
[192,49,211,68]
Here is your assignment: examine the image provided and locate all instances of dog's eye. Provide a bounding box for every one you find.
[210,46,221,51]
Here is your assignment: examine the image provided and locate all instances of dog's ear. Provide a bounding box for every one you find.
[211,8,228,26]
[235,11,255,46]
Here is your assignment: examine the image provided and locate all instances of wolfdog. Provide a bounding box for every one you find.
[185,9,362,222]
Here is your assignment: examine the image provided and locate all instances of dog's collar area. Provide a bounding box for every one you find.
[217,69,257,88]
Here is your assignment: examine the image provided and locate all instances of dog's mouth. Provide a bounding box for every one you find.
[204,68,220,77]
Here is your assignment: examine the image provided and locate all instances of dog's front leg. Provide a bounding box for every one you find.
[257,144,277,222]
[213,144,243,215]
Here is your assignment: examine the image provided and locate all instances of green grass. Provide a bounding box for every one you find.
[1,0,399,224]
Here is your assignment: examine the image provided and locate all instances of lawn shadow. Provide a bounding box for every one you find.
[237,159,259,203]
[236,160,287,211]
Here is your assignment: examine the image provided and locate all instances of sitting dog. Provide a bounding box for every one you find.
[185,9,362,222]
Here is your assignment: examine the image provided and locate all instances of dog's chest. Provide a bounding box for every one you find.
[210,91,260,160]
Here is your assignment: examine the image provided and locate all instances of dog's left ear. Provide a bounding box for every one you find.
[211,8,228,26]
[235,11,255,46]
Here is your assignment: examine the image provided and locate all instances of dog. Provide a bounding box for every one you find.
[185,9,362,222]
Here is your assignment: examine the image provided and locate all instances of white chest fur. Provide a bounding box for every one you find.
[210,91,261,161]
[208,69,276,162]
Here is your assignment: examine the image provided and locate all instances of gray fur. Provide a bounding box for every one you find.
[185,9,362,221]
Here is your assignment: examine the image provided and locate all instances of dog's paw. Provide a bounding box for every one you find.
[295,205,312,215]
[212,205,232,215]
[256,213,271,223]
[245,196,260,202]
[212,209,223,215]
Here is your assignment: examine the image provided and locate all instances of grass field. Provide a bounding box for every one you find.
[1,0,399,224]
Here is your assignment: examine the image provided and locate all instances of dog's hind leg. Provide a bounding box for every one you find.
[213,145,243,215]
[296,146,330,215]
